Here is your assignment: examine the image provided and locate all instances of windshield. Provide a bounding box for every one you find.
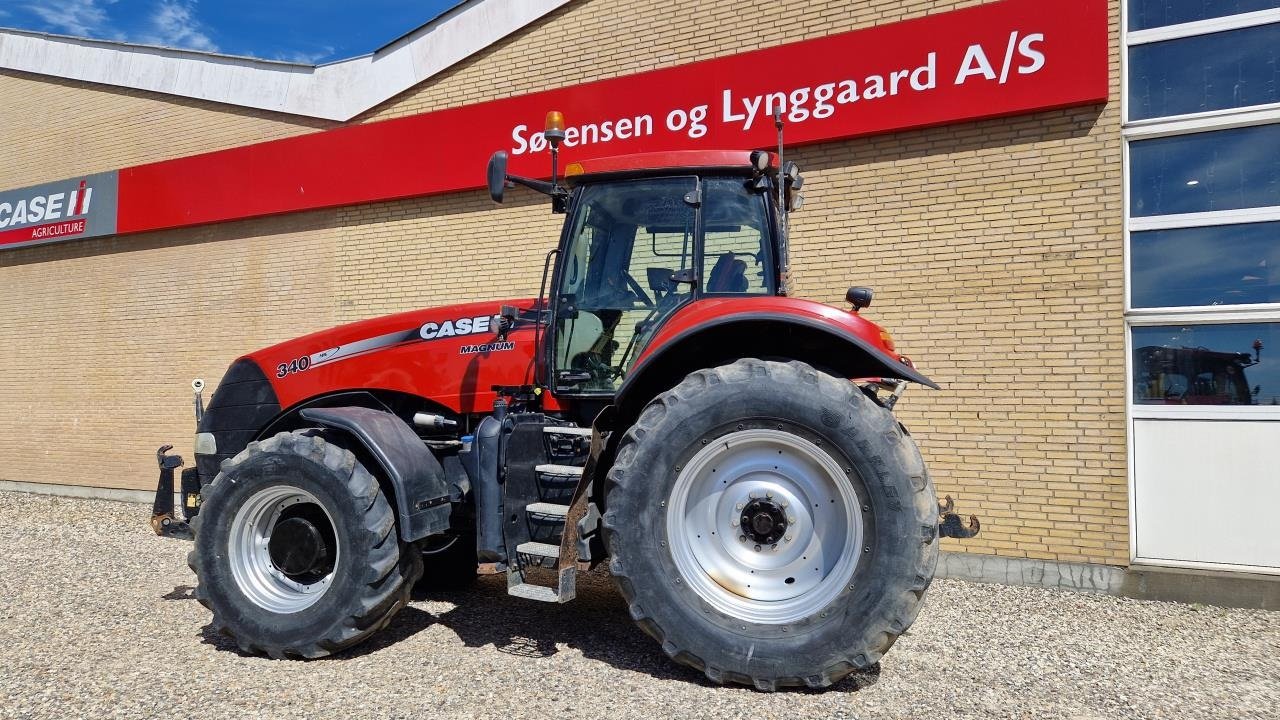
[552,175,773,393]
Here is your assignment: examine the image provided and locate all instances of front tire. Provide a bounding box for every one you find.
[189,430,422,658]
[604,359,938,690]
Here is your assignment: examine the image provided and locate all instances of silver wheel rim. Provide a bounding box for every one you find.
[228,486,339,614]
[666,428,863,625]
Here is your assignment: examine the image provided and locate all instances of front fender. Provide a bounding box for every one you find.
[300,406,451,542]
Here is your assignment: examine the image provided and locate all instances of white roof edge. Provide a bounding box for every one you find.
[0,0,570,122]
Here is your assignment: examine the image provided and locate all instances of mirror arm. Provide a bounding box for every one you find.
[507,175,557,196]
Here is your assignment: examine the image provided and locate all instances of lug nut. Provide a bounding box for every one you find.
[731,519,739,528]
[753,544,761,552]
[788,515,797,524]
[735,503,744,511]
[739,535,747,542]
[784,535,793,542]
[749,491,758,499]
[766,491,774,499]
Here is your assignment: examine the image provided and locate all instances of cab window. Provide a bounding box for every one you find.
[702,178,772,295]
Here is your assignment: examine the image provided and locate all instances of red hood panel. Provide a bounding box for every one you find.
[244,298,541,414]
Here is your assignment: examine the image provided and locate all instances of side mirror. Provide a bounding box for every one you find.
[487,151,509,203]
[495,304,517,340]
[845,286,873,312]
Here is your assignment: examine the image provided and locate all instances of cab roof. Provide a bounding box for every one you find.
[565,150,777,183]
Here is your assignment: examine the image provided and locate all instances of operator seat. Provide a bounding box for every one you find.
[707,252,749,293]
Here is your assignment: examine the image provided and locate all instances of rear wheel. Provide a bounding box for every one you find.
[604,359,938,690]
[189,430,422,658]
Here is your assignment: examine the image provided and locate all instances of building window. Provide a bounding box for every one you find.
[1129,0,1280,32]
[1130,124,1280,216]
[1133,323,1276,405]
[1129,23,1280,120]
[1130,222,1280,308]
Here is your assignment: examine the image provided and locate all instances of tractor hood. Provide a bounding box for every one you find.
[241,298,541,414]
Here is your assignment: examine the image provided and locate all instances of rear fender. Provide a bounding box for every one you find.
[299,407,452,542]
[611,312,937,431]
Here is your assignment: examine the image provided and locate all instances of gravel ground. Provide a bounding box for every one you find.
[0,491,1276,719]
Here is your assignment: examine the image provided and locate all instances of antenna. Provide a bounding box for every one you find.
[773,107,790,296]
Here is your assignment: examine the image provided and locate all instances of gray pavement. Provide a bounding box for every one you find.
[0,491,1276,719]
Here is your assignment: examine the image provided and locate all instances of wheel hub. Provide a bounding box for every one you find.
[228,486,340,614]
[741,498,787,544]
[268,517,329,576]
[665,428,863,625]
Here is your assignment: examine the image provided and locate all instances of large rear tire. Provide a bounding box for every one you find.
[604,359,938,690]
[189,430,422,658]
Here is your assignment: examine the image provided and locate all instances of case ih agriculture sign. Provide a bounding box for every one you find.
[0,0,1106,251]
[0,172,118,249]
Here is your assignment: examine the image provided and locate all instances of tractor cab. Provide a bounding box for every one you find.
[549,154,781,393]
[1135,343,1262,405]
[488,113,805,398]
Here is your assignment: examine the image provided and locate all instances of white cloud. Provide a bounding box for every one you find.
[138,0,217,52]
[24,0,116,37]
[274,46,336,65]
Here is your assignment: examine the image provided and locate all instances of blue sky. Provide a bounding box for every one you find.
[0,1,461,64]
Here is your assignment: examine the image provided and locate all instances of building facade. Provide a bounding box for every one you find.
[0,0,1276,590]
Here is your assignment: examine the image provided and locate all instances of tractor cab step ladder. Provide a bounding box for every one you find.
[505,427,588,603]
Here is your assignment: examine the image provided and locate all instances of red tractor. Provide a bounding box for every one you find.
[157,113,977,690]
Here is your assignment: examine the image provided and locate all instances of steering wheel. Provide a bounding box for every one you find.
[623,272,655,307]
[571,351,620,385]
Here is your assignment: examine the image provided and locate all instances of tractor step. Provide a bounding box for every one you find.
[525,502,570,517]
[535,464,584,477]
[507,541,575,603]
[516,541,560,558]
[543,425,592,437]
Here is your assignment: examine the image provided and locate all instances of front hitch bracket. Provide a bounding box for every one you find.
[150,444,199,540]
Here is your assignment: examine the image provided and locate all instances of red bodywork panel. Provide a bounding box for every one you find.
[238,294,911,421]
[244,298,553,416]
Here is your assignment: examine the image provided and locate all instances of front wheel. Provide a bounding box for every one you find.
[189,430,422,658]
[604,359,938,690]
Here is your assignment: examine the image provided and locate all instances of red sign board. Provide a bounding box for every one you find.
[3,0,1108,248]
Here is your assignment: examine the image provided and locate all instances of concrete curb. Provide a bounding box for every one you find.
[937,551,1125,594]
[0,479,152,504]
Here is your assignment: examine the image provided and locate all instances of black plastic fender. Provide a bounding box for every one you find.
[300,406,451,542]
[609,313,938,431]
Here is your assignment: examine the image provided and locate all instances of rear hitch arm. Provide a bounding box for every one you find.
[937,495,981,539]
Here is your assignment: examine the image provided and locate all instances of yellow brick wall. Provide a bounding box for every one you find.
[0,0,1127,566]
[0,70,331,189]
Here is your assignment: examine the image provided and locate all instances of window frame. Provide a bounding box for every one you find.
[1122,2,1280,575]
[1121,4,1280,439]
